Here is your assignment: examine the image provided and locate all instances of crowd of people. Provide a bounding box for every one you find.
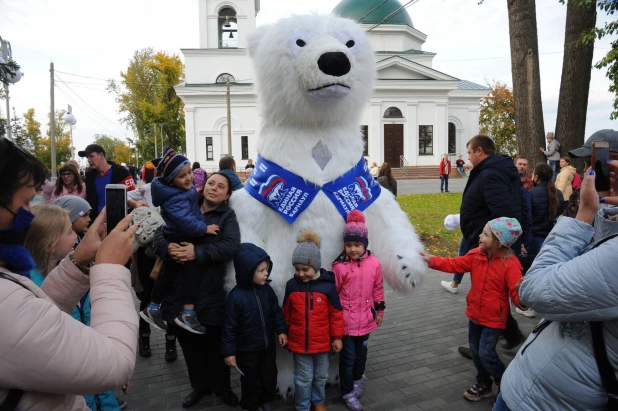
[2,128,618,411]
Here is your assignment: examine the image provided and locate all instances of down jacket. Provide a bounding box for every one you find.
[460,155,522,252]
[429,248,522,330]
[0,257,138,410]
[151,177,207,238]
[283,269,344,354]
[555,165,577,199]
[332,251,385,337]
[501,217,618,410]
[529,182,564,238]
[221,243,287,357]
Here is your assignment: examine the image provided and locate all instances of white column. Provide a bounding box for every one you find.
[406,103,418,165]
[469,107,480,137]
[199,0,208,48]
[185,107,197,161]
[370,103,381,163]
[436,103,448,157]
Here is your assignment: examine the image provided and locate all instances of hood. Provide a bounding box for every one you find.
[477,155,519,182]
[562,165,577,175]
[233,243,272,288]
[594,207,618,241]
[151,177,190,207]
[219,168,241,186]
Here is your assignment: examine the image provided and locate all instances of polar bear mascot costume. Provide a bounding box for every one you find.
[229,14,426,395]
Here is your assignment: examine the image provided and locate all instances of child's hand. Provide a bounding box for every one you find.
[206,224,220,235]
[419,251,432,264]
[224,356,236,367]
[279,333,288,347]
[515,277,524,293]
[332,339,343,353]
[376,315,383,327]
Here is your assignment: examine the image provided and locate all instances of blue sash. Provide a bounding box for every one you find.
[244,155,381,224]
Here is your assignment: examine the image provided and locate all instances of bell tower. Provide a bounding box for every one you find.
[197,0,260,49]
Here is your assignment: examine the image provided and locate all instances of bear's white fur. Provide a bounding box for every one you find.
[228,14,427,395]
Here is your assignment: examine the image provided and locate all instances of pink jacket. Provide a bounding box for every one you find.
[0,257,138,410]
[333,252,385,336]
[50,185,87,203]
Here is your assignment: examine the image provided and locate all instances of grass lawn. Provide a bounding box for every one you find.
[397,193,462,257]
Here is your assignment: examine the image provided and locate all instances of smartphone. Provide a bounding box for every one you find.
[105,184,127,235]
[591,141,611,197]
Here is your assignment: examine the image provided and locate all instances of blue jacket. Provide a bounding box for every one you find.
[218,168,244,191]
[221,243,287,356]
[529,181,564,238]
[151,177,207,237]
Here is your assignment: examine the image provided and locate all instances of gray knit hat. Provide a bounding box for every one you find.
[54,196,91,223]
[292,230,321,273]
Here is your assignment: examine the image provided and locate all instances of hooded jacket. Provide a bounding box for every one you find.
[192,168,207,190]
[151,177,207,238]
[84,161,135,222]
[283,269,344,354]
[555,165,577,199]
[529,182,564,238]
[460,155,522,252]
[218,168,244,191]
[221,243,287,356]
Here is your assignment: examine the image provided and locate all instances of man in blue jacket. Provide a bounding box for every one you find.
[219,156,244,191]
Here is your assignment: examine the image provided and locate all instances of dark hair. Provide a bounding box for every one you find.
[378,162,395,185]
[192,162,201,170]
[219,156,236,170]
[0,139,47,207]
[467,135,496,156]
[54,164,83,196]
[206,172,233,197]
[515,156,528,162]
[533,163,560,220]
[561,156,571,165]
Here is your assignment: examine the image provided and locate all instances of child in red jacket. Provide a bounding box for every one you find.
[282,230,344,411]
[420,217,525,402]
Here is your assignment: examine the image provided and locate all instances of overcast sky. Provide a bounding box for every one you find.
[1,0,616,155]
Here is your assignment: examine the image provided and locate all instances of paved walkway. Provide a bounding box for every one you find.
[398,178,467,195]
[121,270,537,411]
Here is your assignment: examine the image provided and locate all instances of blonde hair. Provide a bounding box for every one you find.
[24,204,71,276]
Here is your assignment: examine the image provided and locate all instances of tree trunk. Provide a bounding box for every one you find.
[555,0,596,168]
[507,0,546,166]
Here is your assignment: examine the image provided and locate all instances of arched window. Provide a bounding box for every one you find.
[383,107,403,118]
[448,122,457,155]
[218,7,238,49]
[216,73,236,84]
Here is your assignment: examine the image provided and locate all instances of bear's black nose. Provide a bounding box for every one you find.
[318,52,351,77]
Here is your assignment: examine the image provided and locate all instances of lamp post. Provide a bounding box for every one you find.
[159,123,164,153]
[0,36,23,141]
[62,105,77,160]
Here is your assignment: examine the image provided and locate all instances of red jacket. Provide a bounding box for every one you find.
[429,248,522,329]
[282,269,344,354]
[440,160,451,176]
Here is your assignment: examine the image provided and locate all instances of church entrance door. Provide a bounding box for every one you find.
[384,124,404,167]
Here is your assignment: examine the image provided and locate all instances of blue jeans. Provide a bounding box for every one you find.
[468,321,505,388]
[339,334,369,395]
[452,237,470,285]
[457,166,464,177]
[293,352,329,410]
[493,392,511,411]
[549,160,559,182]
[440,174,449,192]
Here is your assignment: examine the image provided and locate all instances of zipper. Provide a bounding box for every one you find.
[305,283,309,354]
[521,319,552,355]
[310,292,314,310]
[254,289,269,349]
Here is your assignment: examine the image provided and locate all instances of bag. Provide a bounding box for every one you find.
[572,173,582,190]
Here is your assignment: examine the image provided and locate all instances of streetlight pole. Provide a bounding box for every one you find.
[159,123,163,153]
[50,62,56,179]
[1,36,22,141]
[153,126,158,158]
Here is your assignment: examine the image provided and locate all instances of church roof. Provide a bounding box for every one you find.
[458,80,490,90]
[376,49,435,56]
[333,0,414,29]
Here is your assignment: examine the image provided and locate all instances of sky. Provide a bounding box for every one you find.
[1,0,616,157]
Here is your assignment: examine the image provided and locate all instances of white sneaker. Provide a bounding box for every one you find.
[516,307,536,318]
[441,280,459,294]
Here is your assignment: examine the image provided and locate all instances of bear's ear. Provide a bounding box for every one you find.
[246,24,271,58]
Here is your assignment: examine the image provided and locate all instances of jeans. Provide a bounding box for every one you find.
[440,174,449,192]
[549,160,559,182]
[468,321,505,388]
[457,166,464,177]
[452,237,470,285]
[493,392,511,411]
[339,335,369,395]
[293,352,329,410]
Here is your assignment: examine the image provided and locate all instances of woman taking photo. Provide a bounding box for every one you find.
[50,163,86,203]
[0,138,139,410]
[152,172,241,409]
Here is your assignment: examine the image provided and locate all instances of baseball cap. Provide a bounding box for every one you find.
[78,144,105,158]
[569,130,618,158]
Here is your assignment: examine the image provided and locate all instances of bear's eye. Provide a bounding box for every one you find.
[346,40,355,48]
[296,39,306,47]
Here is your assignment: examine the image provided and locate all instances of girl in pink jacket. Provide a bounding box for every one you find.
[332,210,385,411]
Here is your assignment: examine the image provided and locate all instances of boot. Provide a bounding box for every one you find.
[165,334,177,362]
[138,332,151,358]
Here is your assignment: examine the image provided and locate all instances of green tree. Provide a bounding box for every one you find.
[479,80,517,157]
[36,109,72,169]
[24,108,42,155]
[10,108,27,149]
[114,143,131,164]
[93,134,131,164]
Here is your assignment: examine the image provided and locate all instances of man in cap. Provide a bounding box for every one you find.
[78,144,135,222]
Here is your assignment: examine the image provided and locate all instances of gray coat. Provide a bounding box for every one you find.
[501,216,618,410]
[544,139,561,161]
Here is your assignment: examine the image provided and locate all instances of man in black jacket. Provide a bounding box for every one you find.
[78,144,136,223]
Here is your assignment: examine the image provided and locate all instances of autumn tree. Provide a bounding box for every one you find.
[479,81,518,156]
[37,110,72,169]
[93,134,131,163]
[23,108,42,154]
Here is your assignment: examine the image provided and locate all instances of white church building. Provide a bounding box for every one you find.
[176,0,489,169]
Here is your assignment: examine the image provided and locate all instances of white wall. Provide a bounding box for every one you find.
[183,49,255,84]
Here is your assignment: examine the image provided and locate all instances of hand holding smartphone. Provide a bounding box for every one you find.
[105,184,128,235]
[591,141,611,197]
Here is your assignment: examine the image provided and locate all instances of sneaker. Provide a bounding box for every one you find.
[353,379,364,398]
[174,312,206,334]
[117,399,127,410]
[463,383,492,401]
[458,346,473,360]
[440,280,459,294]
[342,393,363,411]
[516,308,536,318]
[139,307,168,332]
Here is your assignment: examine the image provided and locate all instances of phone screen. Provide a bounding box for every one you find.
[106,187,127,235]
[594,145,611,194]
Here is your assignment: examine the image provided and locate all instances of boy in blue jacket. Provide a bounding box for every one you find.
[140,147,218,335]
[222,243,288,411]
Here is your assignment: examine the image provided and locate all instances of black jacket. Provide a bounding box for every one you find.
[221,243,287,356]
[153,201,241,326]
[460,155,522,252]
[84,161,134,222]
[529,182,564,238]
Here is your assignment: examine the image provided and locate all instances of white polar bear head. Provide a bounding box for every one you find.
[247,14,376,127]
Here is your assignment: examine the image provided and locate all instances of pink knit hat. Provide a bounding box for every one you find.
[344,210,369,249]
